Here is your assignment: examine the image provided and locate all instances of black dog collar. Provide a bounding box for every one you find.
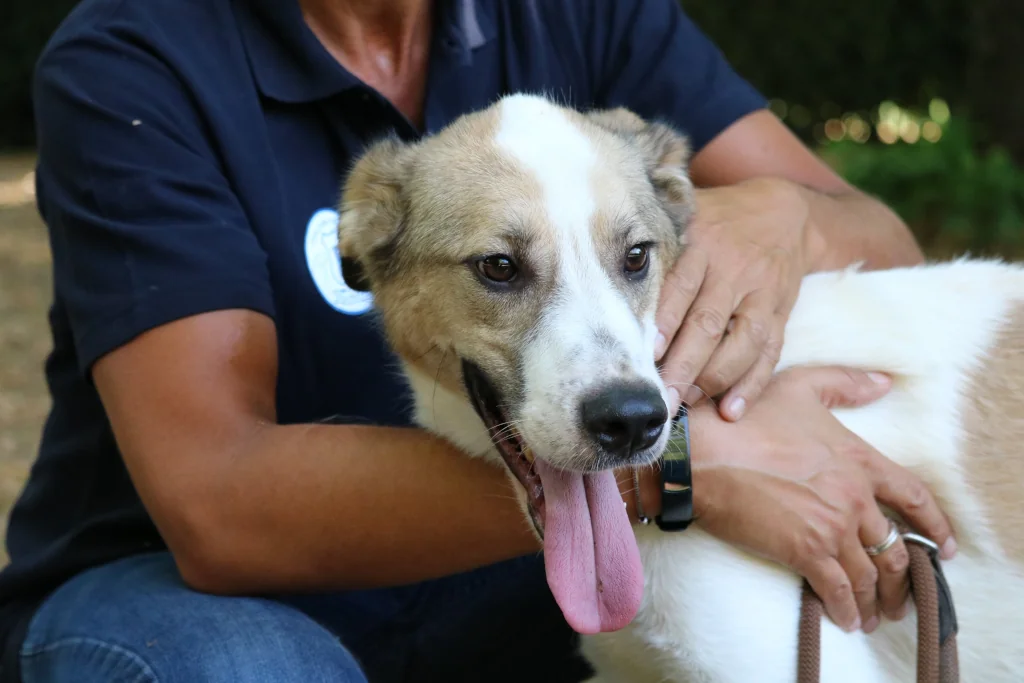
[655,404,694,532]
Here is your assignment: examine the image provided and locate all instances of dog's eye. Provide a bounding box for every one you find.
[477,254,518,283]
[624,245,650,275]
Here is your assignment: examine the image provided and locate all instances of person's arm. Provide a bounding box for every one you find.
[33,9,536,595]
[92,309,538,594]
[688,108,925,271]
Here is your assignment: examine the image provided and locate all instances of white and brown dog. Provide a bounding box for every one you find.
[336,93,1024,683]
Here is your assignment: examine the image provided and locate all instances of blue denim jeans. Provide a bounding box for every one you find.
[18,552,591,682]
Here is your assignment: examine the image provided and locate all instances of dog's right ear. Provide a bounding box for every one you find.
[337,136,414,292]
[584,107,695,236]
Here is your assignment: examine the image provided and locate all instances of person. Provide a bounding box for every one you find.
[0,0,957,681]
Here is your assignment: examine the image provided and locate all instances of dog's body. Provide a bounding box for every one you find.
[337,93,1024,682]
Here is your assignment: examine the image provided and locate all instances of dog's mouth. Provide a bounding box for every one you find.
[460,359,546,536]
[461,359,645,636]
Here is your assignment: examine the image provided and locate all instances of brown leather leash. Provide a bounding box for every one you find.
[797,524,960,683]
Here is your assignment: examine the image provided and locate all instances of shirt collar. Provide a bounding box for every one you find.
[236,0,495,104]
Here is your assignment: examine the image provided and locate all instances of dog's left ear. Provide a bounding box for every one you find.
[584,107,696,231]
[337,136,416,292]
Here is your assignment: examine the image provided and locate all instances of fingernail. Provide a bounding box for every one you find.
[726,396,745,420]
[863,616,879,634]
[667,388,680,412]
[654,333,667,359]
[846,616,861,633]
[941,537,957,560]
[867,372,890,385]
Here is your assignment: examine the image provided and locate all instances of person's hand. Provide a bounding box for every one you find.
[680,366,957,634]
[655,177,815,420]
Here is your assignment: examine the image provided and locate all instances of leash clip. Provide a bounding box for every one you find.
[901,531,940,557]
[902,531,960,645]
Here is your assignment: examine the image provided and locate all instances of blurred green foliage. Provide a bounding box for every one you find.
[821,109,1024,259]
[681,0,971,145]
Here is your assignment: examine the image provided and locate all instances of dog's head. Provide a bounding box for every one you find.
[337,94,696,634]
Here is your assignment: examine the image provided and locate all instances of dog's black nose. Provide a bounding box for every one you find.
[581,383,668,461]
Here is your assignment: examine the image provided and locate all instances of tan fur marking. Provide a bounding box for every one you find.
[962,301,1024,562]
[338,104,553,401]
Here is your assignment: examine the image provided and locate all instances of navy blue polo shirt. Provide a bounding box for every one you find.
[0,0,766,674]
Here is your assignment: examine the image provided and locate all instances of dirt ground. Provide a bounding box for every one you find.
[0,153,50,566]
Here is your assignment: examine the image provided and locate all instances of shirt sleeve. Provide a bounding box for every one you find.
[32,12,276,376]
[587,0,769,153]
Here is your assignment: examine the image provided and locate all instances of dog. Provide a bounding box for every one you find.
[335,92,1024,682]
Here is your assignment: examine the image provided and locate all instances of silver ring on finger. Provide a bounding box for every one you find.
[864,519,900,556]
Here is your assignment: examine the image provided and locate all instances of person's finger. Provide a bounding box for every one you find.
[838,533,881,632]
[783,365,893,409]
[694,289,773,409]
[868,456,958,561]
[660,280,736,407]
[718,309,785,421]
[803,557,862,633]
[860,514,912,622]
[654,246,708,361]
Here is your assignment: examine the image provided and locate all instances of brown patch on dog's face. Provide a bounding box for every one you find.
[337,95,696,472]
[961,302,1024,563]
[339,107,518,397]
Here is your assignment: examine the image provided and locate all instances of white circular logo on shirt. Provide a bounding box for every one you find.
[304,208,375,315]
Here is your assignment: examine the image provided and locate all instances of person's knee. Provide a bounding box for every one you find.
[169,596,369,683]
[20,553,368,683]
[20,636,162,682]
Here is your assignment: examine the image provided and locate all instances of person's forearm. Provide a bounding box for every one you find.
[184,423,539,594]
[798,184,925,272]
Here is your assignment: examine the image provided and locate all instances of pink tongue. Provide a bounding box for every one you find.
[533,459,644,635]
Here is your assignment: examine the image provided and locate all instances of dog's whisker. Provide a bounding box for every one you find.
[489,421,526,443]
[430,347,450,432]
[408,342,441,365]
[308,413,375,426]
